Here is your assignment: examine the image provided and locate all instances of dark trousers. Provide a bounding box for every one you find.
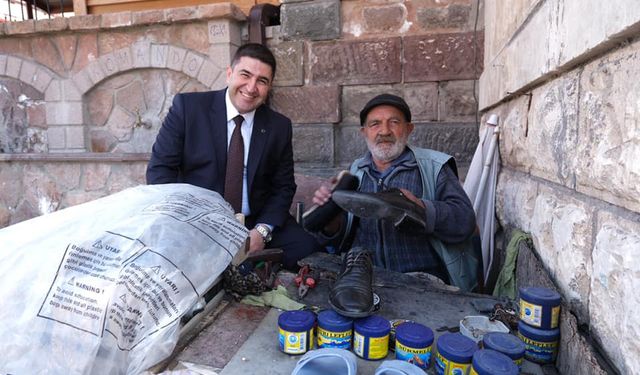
[250,215,322,271]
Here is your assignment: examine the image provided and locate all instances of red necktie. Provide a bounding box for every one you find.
[224,115,244,213]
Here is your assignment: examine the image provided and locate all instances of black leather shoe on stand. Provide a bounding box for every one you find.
[302,171,359,232]
[331,188,427,231]
[329,247,375,318]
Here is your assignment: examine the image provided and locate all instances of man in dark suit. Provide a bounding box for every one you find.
[146,43,320,270]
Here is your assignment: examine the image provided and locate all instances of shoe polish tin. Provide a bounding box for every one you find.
[435,332,478,375]
[470,349,519,375]
[317,310,353,349]
[278,310,315,355]
[394,322,434,370]
[353,315,391,360]
[482,332,525,369]
[519,286,561,329]
[517,320,559,364]
[388,319,414,352]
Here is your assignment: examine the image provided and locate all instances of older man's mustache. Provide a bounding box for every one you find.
[375,135,396,144]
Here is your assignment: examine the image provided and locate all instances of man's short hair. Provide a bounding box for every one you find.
[231,43,277,79]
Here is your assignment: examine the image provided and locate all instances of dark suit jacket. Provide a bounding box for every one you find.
[146,89,296,228]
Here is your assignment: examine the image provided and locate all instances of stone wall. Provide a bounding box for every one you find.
[269,0,483,172]
[0,157,147,226]
[0,3,245,227]
[1,0,483,228]
[482,0,640,373]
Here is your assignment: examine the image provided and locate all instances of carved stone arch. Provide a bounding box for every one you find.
[0,55,65,153]
[0,54,60,96]
[70,43,228,97]
[74,43,229,153]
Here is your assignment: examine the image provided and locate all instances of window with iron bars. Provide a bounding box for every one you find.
[1,0,70,22]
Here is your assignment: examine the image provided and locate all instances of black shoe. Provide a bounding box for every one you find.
[329,247,375,318]
[331,188,426,231]
[302,171,359,232]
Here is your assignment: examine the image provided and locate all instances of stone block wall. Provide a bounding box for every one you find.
[483,0,640,373]
[1,0,483,228]
[513,234,609,374]
[0,157,147,227]
[0,5,242,154]
[0,4,245,227]
[268,0,484,172]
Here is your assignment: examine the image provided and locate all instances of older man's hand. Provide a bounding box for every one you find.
[399,188,426,209]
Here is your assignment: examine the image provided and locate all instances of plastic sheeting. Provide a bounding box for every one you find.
[0,184,248,375]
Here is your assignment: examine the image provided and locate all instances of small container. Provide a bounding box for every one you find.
[389,319,414,352]
[395,322,434,370]
[519,286,561,329]
[482,332,525,369]
[278,310,315,355]
[459,315,510,343]
[470,349,519,375]
[435,333,478,375]
[517,320,560,364]
[317,310,353,350]
[353,315,391,360]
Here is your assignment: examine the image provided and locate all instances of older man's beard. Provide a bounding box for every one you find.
[366,134,409,163]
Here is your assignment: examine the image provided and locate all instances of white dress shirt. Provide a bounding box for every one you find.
[225,90,256,217]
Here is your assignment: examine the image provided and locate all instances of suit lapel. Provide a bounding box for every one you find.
[247,105,268,192]
[211,90,228,188]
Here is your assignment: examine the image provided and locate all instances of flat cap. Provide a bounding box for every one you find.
[359,94,412,126]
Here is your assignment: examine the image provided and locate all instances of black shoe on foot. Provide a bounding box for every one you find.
[331,188,426,231]
[302,171,359,232]
[329,247,375,318]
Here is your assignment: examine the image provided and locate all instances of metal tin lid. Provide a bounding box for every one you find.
[354,315,390,337]
[395,322,434,348]
[278,310,316,332]
[436,333,478,363]
[519,286,561,306]
[472,349,519,375]
[482,332,525,359]
[318,309,353,332]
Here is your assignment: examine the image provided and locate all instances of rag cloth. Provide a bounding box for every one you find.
[241,285,305,310]
[492,230,531,299]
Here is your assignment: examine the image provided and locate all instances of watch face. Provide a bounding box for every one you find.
[257,225,271,242]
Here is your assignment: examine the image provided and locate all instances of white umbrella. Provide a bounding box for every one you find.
[463,114,500,284]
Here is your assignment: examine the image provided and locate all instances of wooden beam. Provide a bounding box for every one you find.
[73,0,88,15]
[87,0,149,6]
[86,0,255,15]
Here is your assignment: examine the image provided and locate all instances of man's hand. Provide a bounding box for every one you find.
[248,229,266,253]
[312,184,334,206]
[399,188,426,209]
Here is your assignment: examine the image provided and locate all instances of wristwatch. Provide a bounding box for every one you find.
[255,224,272,243]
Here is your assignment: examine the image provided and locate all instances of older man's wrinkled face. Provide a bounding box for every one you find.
[361,105,414,165]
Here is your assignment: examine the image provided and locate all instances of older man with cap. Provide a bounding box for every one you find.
[307,93,478,317]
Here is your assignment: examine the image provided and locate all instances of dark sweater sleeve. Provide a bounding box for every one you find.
[423,164,476,243]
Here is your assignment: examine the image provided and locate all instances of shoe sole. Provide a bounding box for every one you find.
[329,297,376,319]
[331,190,425,228]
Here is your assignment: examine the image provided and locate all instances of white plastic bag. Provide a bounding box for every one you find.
[0,184,248,375]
